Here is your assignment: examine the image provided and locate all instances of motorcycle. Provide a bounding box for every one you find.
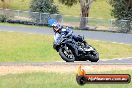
[53,34,99,62]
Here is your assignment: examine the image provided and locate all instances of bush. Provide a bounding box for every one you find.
[113,20,131,33]
[109,0,132,20]
[0,14,8,22]
[109,0,132,33]
[30,0,59,14]
[30,0,60,24]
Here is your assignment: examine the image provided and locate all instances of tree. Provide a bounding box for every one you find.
[30,0,58,14]
[59,0,94,29]
[79,0,94,29]
[109,0,132,32]
[30,0,94,28]
[109,0,132,20]
[30,0,60,24]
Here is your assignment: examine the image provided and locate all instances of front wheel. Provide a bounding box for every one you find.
[88,51,99,62]
[59,46,75,62]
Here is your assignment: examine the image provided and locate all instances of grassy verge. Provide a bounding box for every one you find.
[0,70,132,88]
[0,31,132,62]
[0,0,113,19]
[0,22,49,29]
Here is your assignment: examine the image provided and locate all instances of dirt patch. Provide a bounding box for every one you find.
[0,64,132,75]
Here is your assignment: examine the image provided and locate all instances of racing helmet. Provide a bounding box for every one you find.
[48,19,62,32]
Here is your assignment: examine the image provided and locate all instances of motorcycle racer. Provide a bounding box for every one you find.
[48,19,85,47]
[48,19,99,62]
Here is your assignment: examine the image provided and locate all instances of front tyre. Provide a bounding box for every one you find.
[88,51,99,62]
[59,47,75,62]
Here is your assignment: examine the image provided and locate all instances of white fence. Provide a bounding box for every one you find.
[0,8,131,33]
[0,8,63,25]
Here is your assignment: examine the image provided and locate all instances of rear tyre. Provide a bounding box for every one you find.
[59,47,75,62]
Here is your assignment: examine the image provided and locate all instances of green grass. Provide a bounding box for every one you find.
[0,70,132,88]
[0,31,59,62]
[0,22,50,29]
[90,40,132,59]
[0,0,29,11]
[0,31,132,62]
[0,0,113,19]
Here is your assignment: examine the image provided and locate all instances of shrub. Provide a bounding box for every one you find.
[112,20,131,33]
[109,0,132,20]
[109,0,132,33]
[30,0,59,14]
[0,14,8,22]
[30,0,59,24]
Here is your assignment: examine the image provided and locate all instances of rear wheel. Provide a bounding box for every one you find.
[59,46,75,62]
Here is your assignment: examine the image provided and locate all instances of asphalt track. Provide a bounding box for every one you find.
[0,25,132,64]
[0,57,132,65]
[0,25,132,45]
